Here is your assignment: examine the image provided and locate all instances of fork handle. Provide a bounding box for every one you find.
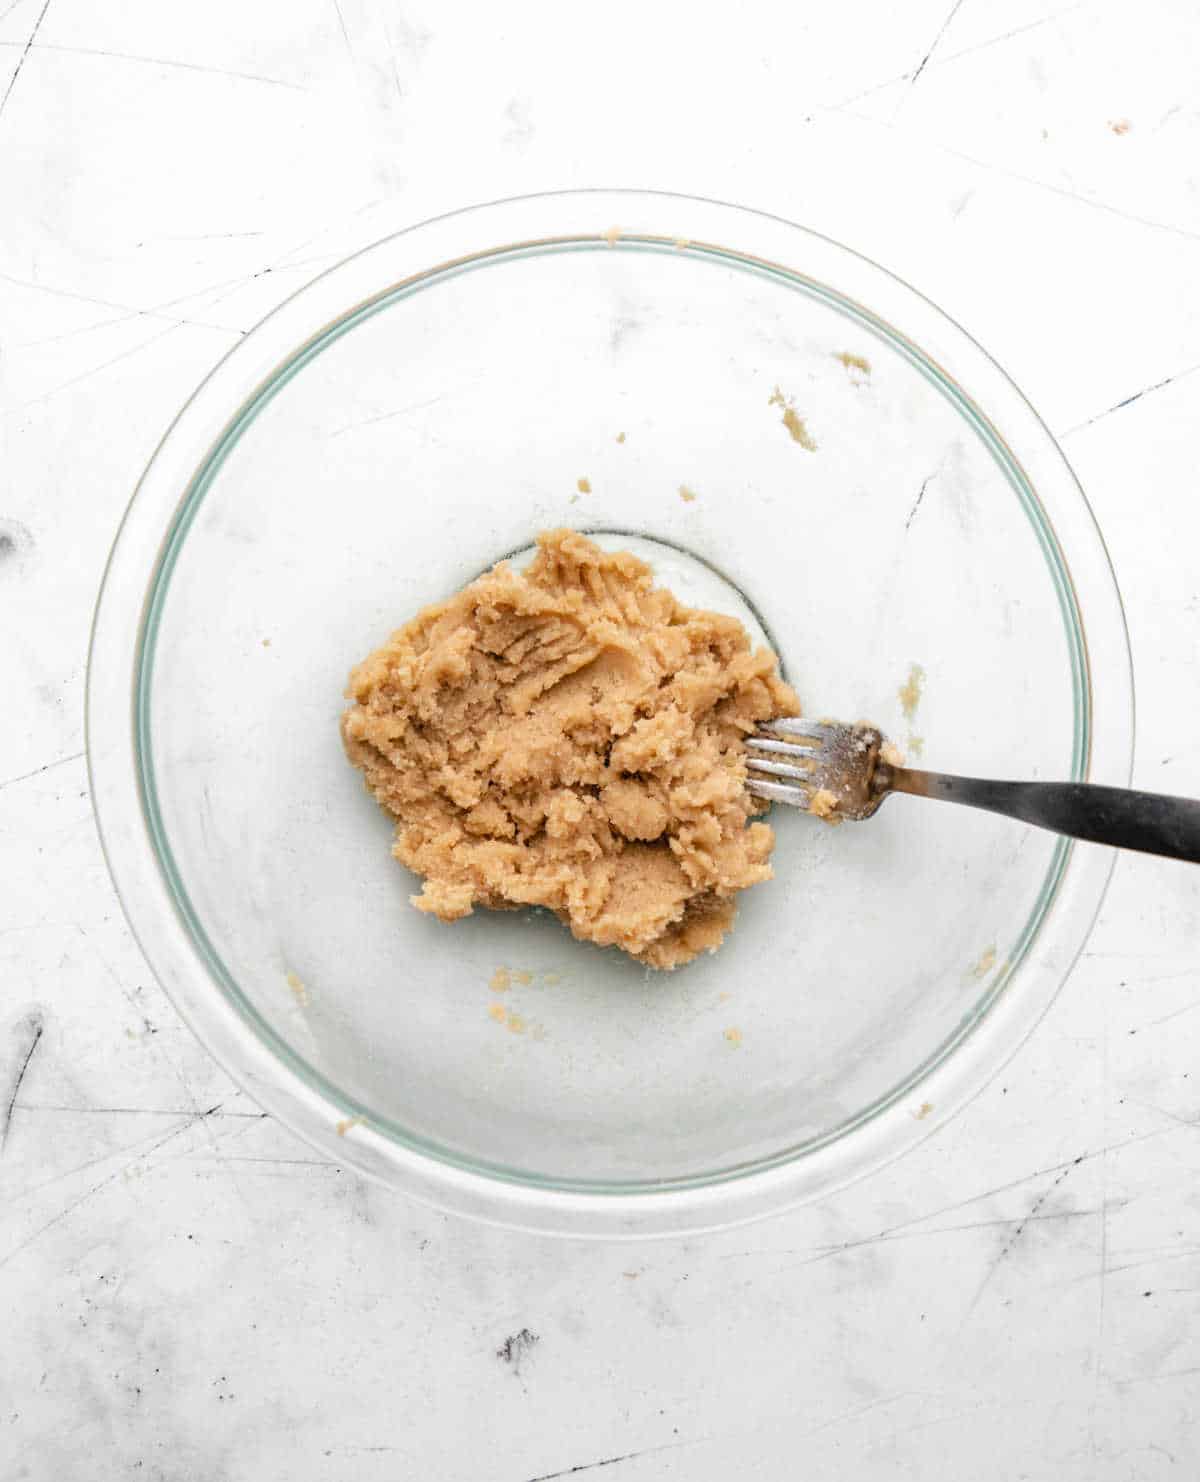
[889,769,1200,863]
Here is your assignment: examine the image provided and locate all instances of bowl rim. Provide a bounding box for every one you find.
[86,188,1134,1237]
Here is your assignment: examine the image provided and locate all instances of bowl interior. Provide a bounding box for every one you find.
[141,239,1082,1187]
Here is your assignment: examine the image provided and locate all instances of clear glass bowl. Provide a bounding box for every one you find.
[88,191,1132,1236]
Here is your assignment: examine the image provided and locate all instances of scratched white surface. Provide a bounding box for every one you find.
[3,2,1200,1478]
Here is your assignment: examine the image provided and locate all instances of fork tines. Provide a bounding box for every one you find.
[746,723,820,803]
[744,718,840,806]
[745,777,809,805]
[759,718,832,740]
[742,749,813,782]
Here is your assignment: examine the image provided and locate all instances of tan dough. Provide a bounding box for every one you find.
[341,530,800,968]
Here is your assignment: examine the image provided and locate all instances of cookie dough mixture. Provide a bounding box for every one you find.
[341,529,800,968]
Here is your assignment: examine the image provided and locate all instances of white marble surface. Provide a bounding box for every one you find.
[3,2,1200,1477]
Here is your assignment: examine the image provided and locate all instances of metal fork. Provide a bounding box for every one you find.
[747,719,1200,863]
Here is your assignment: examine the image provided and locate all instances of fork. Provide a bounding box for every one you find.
[747,719,1200,863]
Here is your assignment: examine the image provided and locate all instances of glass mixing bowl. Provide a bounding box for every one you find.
[88,191,1132,1236]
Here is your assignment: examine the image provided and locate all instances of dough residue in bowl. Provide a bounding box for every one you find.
[341,529,800,968]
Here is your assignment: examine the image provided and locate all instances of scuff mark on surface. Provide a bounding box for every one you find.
[906,0,967,90]
[29,40,308,91]
[327,392,451,439]
[904,475,935,531]
[0,749,84,791]
[1061,359,1200,437]
[609,310,640,351]
[963,1158,1081,1318]
[1,1009,45,1149]
[0,518,34,575]
[928,133,1200,245]
[0,0,54,123]
[503,96,534,149]
[0,1110,219,1275]
[496,1327,539,1374]
[526,1442,693,1481]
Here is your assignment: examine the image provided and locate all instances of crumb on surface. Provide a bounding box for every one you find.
[718,990,731,1002]
[914,1100,933,1120]
[673,237,690,250]
[488,1002,507,1024]
[835,351,871,379]
[880,740,905,768]
[906,734,925,759]
[809,787,841,821]
[542,972,561,987]
[603,225,621,247]
[970,945,997,979]
[724,1026,743,1047]
[512,970,533,986]
[767,385,818,451]
[285,970,308,1005]
[1108,117,1132,134]
[568,493,580,504]
[261,638,271,648]
[506,1012,527,1035]
[616,431,626,443]
[898,663,925,720]
[336,1115,365,1136]
[678,484,697,503]
[576,477,591,494]
[490,966,511,992]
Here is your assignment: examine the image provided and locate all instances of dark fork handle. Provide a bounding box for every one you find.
[889,769,1200,863]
